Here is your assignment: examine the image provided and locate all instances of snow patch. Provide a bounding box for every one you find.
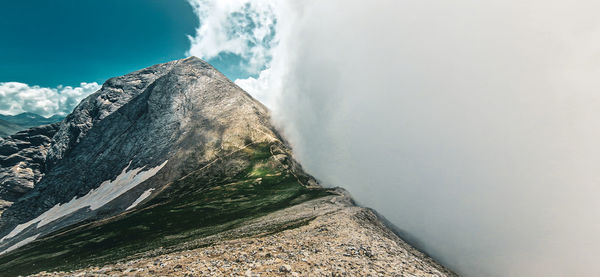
[0,160,168,243]
[126,188,155,210]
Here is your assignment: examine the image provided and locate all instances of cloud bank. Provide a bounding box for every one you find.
[189,1,600,276]
[0,82,100,117]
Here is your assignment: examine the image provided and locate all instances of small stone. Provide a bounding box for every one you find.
[279,265,292,272]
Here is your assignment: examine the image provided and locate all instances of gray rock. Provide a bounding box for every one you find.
[0,123,60,214]
[279,265,292,272]
[46,60,179,168]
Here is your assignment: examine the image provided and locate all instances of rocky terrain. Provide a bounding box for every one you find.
[0,57,455,276]
[0,124,60,215]
[30,190,454,277]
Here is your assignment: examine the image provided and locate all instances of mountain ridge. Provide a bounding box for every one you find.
[0,56,280,244]
[0,120,23,138]
[0,113,64,137]
[0,57,455,276]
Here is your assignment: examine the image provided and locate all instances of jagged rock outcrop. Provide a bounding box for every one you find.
[0,57,455,276]
[0,124,60,214]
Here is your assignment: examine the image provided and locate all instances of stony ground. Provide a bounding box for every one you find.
[30,190,455,277]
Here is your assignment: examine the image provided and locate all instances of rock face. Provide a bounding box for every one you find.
[0,124,60,214]
[45,60,179,167]
[0,57,455,276]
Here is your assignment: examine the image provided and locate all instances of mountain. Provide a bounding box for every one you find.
[0,113,65,137]
[0,57,455,276]
[0,119,23,137]
[0,112,65,127]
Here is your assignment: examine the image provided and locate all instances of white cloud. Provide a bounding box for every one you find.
[0,82,100,117]
[186,0,278,75]
[188,0,600,276]
[185,0,293,108]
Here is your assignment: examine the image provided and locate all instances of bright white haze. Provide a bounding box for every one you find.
[188,1,600,276]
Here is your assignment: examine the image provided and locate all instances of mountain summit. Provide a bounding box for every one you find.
[0,57,454,276]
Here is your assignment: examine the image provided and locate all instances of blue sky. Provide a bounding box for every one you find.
[0,0,198,87]
[0,0,259,88]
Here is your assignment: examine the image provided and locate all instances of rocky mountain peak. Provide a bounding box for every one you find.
[0,57,279,249]
[0,57,454,277]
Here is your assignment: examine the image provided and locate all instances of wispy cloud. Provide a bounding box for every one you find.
[0,82,100,117]
[186,0,278,76]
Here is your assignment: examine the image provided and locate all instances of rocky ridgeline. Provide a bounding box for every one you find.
[0,57,455,276]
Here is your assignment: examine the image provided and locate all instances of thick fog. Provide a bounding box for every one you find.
[189,1,600,276]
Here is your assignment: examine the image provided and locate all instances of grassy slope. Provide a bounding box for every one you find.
[0,143,331,276]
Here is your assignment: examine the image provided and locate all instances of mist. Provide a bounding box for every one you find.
[270,1,600,276]
[188,0,600,276]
